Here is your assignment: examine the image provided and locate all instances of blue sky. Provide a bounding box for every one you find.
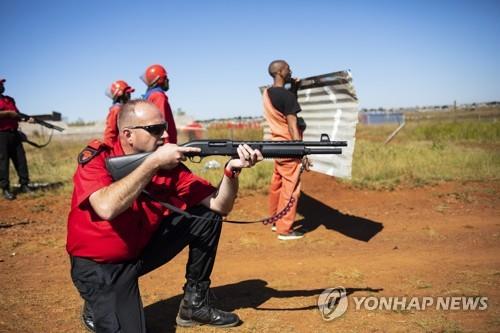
[1,0,499,121]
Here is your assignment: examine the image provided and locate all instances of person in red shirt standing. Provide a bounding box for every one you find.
[67,99,263,332]
[0,78,32,200]
[141,64,178,143]
[103,80,134,146]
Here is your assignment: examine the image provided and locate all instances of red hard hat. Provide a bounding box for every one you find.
[141,64,167,86]
[106,80,135,100]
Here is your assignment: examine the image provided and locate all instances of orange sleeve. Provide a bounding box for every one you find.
[103,105,120,146]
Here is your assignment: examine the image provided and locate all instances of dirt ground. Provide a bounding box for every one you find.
[0,171,499,333]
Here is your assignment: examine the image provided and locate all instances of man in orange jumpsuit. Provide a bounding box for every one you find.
[103,80,134,146]
[263,60,306,240]
[141,64,177,143]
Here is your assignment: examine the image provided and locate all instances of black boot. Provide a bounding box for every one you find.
[176,281,240,327]
[81,302,95,332]
[19,184,33,193]
[2,188,16,200]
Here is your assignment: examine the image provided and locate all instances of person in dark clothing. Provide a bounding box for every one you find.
[0,78,32,200]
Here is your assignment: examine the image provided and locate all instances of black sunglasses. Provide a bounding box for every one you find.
[126,123,167,136]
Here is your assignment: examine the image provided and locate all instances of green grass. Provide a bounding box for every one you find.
[352,120,500,189]
[351,139,500,189]
[357,119,500,143]
[206,127,264,141]
[8,118,500,193]
[185,157,273,193]
[10,139,83,193]
[409,120,500,142]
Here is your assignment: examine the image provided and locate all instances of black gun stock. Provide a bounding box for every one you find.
[106,134,347,181]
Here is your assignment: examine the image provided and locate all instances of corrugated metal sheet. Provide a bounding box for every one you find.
[260,70,359,179]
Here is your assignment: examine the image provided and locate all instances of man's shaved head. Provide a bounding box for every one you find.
[268,60,288,78]
[117,100,160,130]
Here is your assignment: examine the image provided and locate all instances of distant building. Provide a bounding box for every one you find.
[359,112,404,125]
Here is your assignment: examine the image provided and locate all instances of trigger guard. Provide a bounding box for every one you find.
[189,156,202,163]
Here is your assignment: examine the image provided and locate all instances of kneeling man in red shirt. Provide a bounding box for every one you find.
[67,99,263,332]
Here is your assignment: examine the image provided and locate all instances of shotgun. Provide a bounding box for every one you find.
[19,111,65,132]
[106,133,347,180]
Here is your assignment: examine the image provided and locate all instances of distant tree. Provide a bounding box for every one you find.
[68,118,96,127]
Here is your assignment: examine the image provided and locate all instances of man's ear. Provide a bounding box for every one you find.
[278,67,287,79]
[123,129,133,143]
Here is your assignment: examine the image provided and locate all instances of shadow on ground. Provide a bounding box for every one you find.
[12,181,64,194]
[145,279,382,332]
[296,191,384,242]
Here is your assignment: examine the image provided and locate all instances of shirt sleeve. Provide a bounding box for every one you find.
[72,154,113,208]
[148,91,165,111]
[268,88,301,116]
[0,97,18,112]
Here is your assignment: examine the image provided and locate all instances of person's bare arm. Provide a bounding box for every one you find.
[201,144,263,215]
[286,114,301,140]
[0,111,19,119]
[89,144,201,220]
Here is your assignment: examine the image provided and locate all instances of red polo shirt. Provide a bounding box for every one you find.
[66,141,216,263]
[147,91,178,144]
[0,95,20,131]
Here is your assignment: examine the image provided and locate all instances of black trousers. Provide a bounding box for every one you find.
[70,205,223,333]
[0,130,29,190]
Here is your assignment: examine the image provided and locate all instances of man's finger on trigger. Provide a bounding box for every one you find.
[251,150,258,162]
